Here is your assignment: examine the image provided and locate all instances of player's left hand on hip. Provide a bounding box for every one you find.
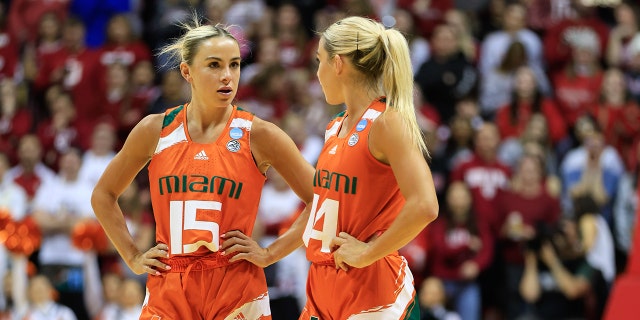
[221,230,270,267]
[331,232,372,270]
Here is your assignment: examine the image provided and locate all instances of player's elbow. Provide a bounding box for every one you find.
[411,197,439,225]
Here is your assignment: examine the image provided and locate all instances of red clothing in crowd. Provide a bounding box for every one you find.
[0,108,33,163]
[34,47,102,122]
[0,29,20,79]
[450,155,511,232]
[495,98,567,144]
[397,0,454,38]
[543,17,609,72]
[495,188,561,265]
[591,102,640,170]
[553,70,604,127]
[97,42,151,69]
[427,218,493,281]
[399,227,430,286]
[36,118,93,169]
[7,0,70,44]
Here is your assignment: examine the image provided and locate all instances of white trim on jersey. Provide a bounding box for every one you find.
[155,123,188,155]
[224,292,271,320]
[325,121,342,142]
[230,118,253,130]
[347,257,415,320]
[362,109,382,120]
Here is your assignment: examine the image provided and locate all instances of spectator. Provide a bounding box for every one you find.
[415,24,478,124]
[625,33,640,104]
[98,14,152,70]
[33,17,102,123]
[479,41,550,120]
[236,63,290,122]
[31,148,97,320]
[21,275,77,320]
[256,170,309,319]
[128,60,160,120]
[552,28,604,131]
[0,151,28,314]
[93,272,121,320]
[428,182,493,320]
[393,8,430,75]
[450,123,510,233]
[443,9,477,64]
[22,11,64,85]
[518,220,599,320]
[78,122,117,188]
[590,68,640,170]
[606,1,640,69]
[572,195,616,288]
[35,92,87,170]
[418,276,461,320]
[613,140,640,266]
[496,152,562,319]
[5,134,56,205]
[147,69,188,115]
[0,2,20,80]
[6,0,69,45]
[0,79,33,163]
[543,0,609,73]
[561,124,624,226]
[495,66,566,146]
[478,3,544,78]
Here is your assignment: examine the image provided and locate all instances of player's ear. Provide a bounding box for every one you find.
[180,62,192,83]
[333,55,343,75]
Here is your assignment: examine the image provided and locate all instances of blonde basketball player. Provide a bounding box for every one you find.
[223,16,439,319]
[91,17,315,320]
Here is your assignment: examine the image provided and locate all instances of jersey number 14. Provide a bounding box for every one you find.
[303,194,339,253]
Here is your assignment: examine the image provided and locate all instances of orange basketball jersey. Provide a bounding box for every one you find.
[148,105,265,258]
[303,98,405,264]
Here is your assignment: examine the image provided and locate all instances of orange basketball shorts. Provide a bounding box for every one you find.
[140,258,271,320]
[299,254,419,320]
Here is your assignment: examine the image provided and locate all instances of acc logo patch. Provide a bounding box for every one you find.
[348,133,359,146]
[226,139,241,152]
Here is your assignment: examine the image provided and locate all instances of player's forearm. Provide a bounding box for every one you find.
[91,190,141,266]
[264,205,310,265]
[362,198,437,263]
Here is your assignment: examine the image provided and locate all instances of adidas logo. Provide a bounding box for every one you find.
[328,145,337,154]
[234,313,246,320]
[194,150,209,160]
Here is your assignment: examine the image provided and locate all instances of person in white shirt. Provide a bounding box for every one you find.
[0,151,29,315]
[21,275,77,320]
[32,148,97,320]
[78,122,117,188]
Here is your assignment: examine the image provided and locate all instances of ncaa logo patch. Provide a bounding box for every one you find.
[226,139,241,152]
[229,127,244,139]
[348,133,359,146]
[356,119,368,132]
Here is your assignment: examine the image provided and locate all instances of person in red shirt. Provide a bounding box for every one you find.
[0,79,33,164]
[543,0,609,74]
[591,68,640,170]
[0,2,19,80]
[496,153,562,319]
[450,123,511,233]
[6,0,69,45]
[428,182,493,320]
[496,66,567,146]
[34,17,102,123]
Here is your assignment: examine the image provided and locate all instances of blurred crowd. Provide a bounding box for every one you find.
[0,0,639,319]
